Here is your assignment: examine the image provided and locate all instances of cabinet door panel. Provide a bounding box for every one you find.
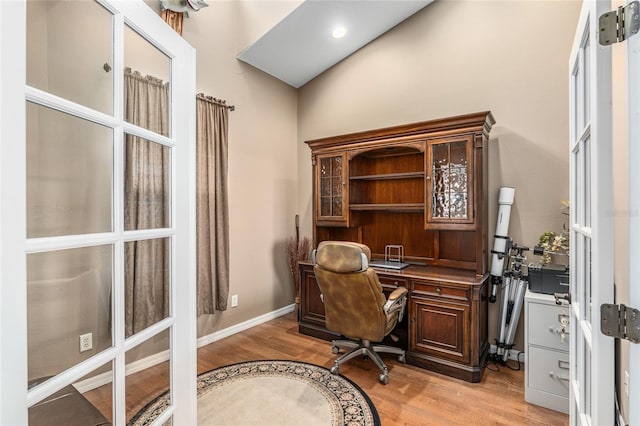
[425,136,474,230]
[316,153,348,226]
[300,267,326,325]
[411,298,470,363]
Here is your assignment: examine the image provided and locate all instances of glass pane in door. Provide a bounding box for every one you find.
[582,32,590,127]
[125,329,170,423]
[585,236,592,322]
[431,141,468,219]
[124,238,170,338]
[27,245,113,382]
[29,361,113,425]
[124,134,171,231]
[584,137,591,228]
[319,156,342,218]
[124,25,171,137]
[27,102,113,238]
[584,341,592,418]
[26,0,113,115]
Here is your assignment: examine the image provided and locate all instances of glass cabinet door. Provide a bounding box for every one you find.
[316,153,348,226]
[426,136,474,229]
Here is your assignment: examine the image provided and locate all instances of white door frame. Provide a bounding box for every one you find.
[568,0,615,424]
[0,1,196,424]
[626,1,640,421]
[0,0,29,423]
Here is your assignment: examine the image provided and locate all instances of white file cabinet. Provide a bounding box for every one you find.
[524,289,570,414]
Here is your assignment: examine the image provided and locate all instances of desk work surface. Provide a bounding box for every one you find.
[301,260,487,286]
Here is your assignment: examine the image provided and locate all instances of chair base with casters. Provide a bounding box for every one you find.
[329,338,406,385]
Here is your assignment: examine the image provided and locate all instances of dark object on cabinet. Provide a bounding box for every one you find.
[300,112,495,382]
[528,264,569,295]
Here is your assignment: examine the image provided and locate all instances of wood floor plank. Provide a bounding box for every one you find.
[84,312,568,425]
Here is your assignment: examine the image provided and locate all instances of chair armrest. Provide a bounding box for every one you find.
[387,287,408,302]
[383,287,408,321]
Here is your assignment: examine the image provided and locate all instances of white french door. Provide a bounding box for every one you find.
[0,1,196,424]
[568,1,615,425]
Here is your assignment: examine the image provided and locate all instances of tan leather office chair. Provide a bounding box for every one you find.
[313,241,408,384]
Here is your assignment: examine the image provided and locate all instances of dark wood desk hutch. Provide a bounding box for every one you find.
[299,112,495,382]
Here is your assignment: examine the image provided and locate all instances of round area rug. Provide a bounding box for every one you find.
[129,360,380,426]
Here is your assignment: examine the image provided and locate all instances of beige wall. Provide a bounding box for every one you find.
[178,1,300,336]
[297,0,581,350]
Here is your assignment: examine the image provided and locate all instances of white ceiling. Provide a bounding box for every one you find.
[236,0,433,88]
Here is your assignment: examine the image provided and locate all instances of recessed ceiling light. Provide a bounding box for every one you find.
[332,26,347,39]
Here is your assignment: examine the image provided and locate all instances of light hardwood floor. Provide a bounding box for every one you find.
[85,312,569,425]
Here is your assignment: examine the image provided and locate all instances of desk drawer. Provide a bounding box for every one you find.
[378,276,408,290]
[412,280,469,301]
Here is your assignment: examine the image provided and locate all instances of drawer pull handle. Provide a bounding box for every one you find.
[436,287,442,294]
[548,371,570,382]
[558,360,570,370]
[549,326,570,335]
[394,281,399,286]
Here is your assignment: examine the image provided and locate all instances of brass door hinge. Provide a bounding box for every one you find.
[600,303,640,343]
[599,1,640,45]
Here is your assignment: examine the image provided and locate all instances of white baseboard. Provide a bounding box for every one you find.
[197,303,295,348]
[489,344,525,362]
[73,303,296,393]
[74,349,171,393]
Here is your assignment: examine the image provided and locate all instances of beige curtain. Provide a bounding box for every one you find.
[196,94,230,314]
[124,68,170,337]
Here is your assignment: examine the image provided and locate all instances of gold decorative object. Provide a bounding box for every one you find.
[159,0,209,36]
[160,10,184,35]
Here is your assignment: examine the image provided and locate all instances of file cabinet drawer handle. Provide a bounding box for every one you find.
[549,371,570,382]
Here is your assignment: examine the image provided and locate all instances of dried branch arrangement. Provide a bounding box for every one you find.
[287,236,311,305]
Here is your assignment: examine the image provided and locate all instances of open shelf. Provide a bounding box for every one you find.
[349,171,425,181]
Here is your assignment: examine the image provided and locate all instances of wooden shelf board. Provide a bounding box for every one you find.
[349,203,424,212]
[350,171,425,181]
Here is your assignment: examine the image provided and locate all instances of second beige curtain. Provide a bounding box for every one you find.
[196,95,230,314]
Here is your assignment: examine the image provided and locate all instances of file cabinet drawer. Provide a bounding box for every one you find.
[527,345,570,398]
[527,301,570,351]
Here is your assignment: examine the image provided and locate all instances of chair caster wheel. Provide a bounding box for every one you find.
[330,365,340,375]
[398,354,406,364]
[379,374,389,385]
[331,345,340,354]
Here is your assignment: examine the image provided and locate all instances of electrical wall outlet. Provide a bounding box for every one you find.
[231,294,238,308]
[80,333,93,352]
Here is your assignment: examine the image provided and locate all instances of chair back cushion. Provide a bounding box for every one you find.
[314,241,387,341]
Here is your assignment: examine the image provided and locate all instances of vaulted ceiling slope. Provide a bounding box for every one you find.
[237,0,433,88]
